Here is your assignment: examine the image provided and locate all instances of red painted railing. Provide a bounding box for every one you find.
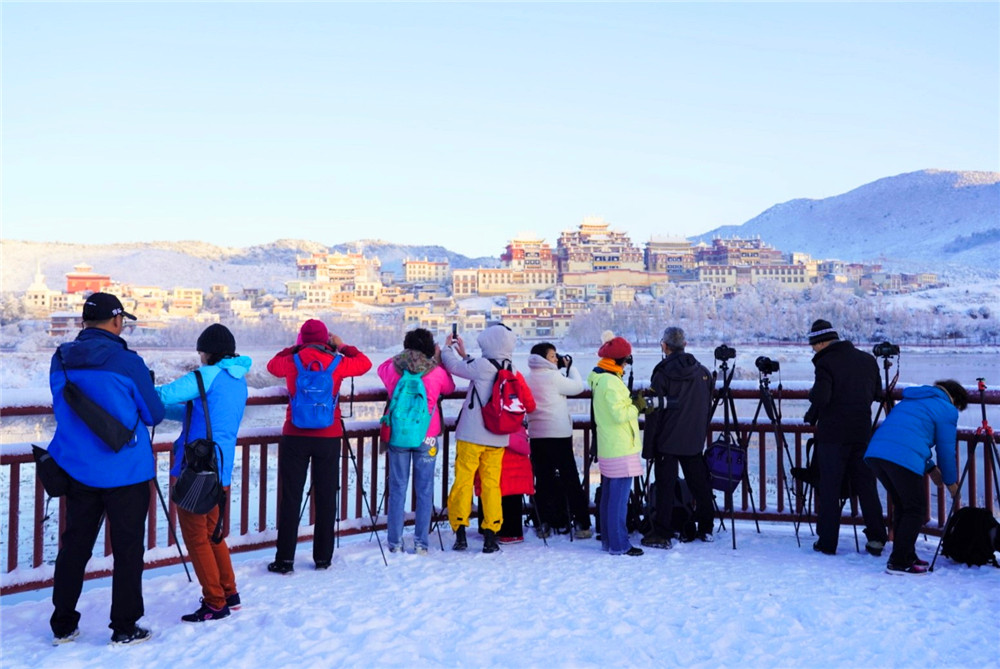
[2,388,997,594]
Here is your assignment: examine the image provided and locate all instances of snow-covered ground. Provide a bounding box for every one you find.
[1,521,997,668]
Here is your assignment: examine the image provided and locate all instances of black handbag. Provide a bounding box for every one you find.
[57,350,138,453]
[32,445,72,497]
[170,371,226,543]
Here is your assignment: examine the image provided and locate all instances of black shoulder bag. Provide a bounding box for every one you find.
[57,349,139,453]
[171,371,226,544]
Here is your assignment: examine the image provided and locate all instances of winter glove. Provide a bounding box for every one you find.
[803,406,817,425]
[632,393,648,415]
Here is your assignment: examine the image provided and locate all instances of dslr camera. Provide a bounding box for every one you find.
[557,354,573,370]
[755,356,780,374]
[714,344,736,362]
[872,341,900,358]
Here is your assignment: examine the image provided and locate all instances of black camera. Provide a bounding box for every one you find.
[872,341,900,358]
[755,356,780,374]
[557,354,572,369]
[714,344,736,362]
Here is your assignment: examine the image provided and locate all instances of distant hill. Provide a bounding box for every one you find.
[695,170,999,274]
[0,239,498,293]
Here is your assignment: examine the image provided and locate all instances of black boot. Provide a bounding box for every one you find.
[452,526,468,551]
[482,529,500,554]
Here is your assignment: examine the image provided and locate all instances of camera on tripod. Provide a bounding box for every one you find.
[714,344,736,362]
[872,341,900,358]
[755,356,780,375]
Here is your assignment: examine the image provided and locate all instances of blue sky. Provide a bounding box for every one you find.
[3,2,998,257]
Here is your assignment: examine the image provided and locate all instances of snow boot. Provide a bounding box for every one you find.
[482,529,500,554]
[452,526,468,551]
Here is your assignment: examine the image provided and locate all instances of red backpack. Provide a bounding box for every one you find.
[471,359,534,435]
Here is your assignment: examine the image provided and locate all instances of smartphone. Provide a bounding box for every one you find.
[452,323,458,338]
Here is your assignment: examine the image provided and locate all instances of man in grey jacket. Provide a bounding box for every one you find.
[441,323,520,554]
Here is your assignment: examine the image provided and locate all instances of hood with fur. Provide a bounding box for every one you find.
[392,349,438,375]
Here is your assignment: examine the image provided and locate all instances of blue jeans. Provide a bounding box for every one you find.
[600,476,633,555]
[387,439,437,550]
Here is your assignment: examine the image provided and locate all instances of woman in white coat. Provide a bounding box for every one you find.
[525,342,591,539]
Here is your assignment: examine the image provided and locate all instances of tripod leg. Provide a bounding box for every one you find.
[528,495,548,547]
[345,440,388,567]
[930,453,975,571]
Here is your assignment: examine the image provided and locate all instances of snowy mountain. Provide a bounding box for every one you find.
[0,239,497,294]
[695,170,999,274]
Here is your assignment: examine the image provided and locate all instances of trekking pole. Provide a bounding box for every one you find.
[153,481,192,583]
[344,438,388,566]
[149,425,191,582]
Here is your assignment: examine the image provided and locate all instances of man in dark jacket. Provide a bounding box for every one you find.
[804,319,888,556]
[641,327,715,548]
[48,293,165,646]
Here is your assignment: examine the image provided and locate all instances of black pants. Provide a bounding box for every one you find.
[867,457,925,565]
[275,435,341,565]
[530,437,592,530]
[478,495,524,538]
[652,454,715,536]
[51,478,150,636]
[815,440,887,552]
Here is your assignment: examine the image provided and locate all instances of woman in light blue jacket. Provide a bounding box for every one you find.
[865,379,968,575]
[157,324,251,621]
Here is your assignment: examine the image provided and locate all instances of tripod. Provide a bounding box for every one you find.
[707,357,761,550]
[745,370,806,546]
[343,438,388,566]
[930,378,1000,571]
[872,351,899,427]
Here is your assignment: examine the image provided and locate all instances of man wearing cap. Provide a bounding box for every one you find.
[804,319,888,557]
[48,292,165,645]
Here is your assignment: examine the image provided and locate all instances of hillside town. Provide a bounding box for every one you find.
[18,218,940,340]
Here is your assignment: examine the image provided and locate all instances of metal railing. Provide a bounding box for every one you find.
[2,387,997,595]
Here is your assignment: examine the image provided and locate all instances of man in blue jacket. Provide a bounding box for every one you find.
[48,293,165,646]
[865,380,967,575]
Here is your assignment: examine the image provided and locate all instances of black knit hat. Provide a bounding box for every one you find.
[197,324,236,356]
[807,319,839,345]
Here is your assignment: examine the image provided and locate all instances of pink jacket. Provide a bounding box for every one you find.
[377,354,456,438]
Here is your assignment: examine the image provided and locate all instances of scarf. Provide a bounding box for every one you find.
[595,358,624,376]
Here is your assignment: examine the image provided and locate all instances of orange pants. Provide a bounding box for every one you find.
[176,487,236,610]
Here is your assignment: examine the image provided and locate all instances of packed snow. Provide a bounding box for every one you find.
[1,520,997,668]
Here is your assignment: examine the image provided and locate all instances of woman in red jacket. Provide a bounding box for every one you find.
[266,319,371,573]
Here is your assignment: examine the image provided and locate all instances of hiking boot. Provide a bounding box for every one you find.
[452,526,468,551]
[226,593,241,611]
[625,546,644,556]
[110,626,152,645]
[267,560,294,574]
[813,541,835,556]
[388,544,402,553]
[52,628,79,646]
[315,561,331,570]
[697,532,715,543]
[641,532,672,550]
[181,600,231,623]
[886,561,929,575]
[865,540,885,557]
[414,545,429,555]
[498,535,523,544]
[482,529,500,554]
[574,526,593,540]
[535,523,552,539]
[913,557,929,567]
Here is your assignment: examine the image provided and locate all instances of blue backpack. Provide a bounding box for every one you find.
[290,348,342,429]
[382,370,433,448]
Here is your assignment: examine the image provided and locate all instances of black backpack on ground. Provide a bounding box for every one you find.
[594,483,646,536]
[940,507,1000,568]
[643,477,697,542]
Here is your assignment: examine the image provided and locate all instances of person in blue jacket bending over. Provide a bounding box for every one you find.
[865,379,968,575]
